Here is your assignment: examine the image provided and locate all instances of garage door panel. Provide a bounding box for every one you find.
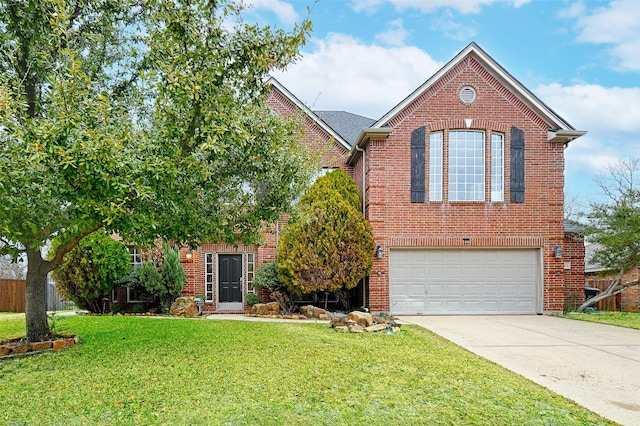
[390,249,540,315]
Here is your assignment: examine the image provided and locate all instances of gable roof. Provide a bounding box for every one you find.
[315,111,376,146]
[267,77,352,151]
[372,42,586,144]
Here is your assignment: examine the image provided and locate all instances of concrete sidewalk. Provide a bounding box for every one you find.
[399,315,640,425]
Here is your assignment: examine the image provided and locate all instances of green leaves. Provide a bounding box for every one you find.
[1,0,311,339]
[277,169,375,294]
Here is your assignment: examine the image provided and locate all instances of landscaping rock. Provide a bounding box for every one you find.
[365,324,388,333]
[0,345,11,356]
[299,305,329,319]
[330,316,355,328]
[349,325,364,333]
[250,302,280,316]
[52,340,65,351]
[170,296,198,317]
[347,311,373,327]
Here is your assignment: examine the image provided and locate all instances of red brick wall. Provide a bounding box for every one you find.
[179,86,355,313]
[363,56,572,313]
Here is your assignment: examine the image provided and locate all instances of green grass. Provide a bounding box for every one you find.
[567,311,640,330]
[0,316,612,425]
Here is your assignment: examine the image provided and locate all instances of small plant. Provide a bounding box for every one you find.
[563,290,582,314]
[253,262,286,292]
[245,292,263,307]
[47,313,60,338]
[132,303,145,314]
[111,303,123,314]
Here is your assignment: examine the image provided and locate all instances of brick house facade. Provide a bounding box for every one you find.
[179,42,586,315]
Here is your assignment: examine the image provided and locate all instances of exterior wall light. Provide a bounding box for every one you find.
[186,248,193,262]
[376,245,384,259]
[553,246,563,259]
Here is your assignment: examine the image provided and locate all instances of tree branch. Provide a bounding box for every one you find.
[49,223,103,270]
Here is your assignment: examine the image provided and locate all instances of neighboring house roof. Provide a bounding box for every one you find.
[267,77,352,151]
[315,111,375,147]
[564,220,583,235]
[585,243,605,273]
[348,42,587,163]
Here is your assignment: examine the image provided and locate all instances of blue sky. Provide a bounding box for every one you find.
[243,0,640,205]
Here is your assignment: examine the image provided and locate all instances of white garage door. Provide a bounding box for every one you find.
[389,249,540,315]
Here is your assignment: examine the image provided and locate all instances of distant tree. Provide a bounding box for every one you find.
[0,242,26,279]
[578,158,640,311]
[277,169,375,294]
[51,231,130,313]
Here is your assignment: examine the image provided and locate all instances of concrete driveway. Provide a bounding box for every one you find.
[399,315,640,426]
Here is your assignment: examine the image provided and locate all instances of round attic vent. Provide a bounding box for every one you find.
[460,86,476,105]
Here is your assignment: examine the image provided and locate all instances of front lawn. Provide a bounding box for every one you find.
[567,311,640,330]
[0,316,611,425]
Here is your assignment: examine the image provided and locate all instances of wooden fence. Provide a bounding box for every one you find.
[585,278,622,311]
[0,279,26,312]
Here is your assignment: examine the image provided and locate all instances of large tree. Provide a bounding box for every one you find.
[578,158,640,311]
[0,0,312,341]
[277,169,375,295]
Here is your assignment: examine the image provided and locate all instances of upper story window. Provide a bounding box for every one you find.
[491,133,504,202]
[129,246,142,267]
[423,129,505,203]
[429,132,443,202]
[448,130,485,202]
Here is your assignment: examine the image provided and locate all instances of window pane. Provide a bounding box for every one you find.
[491,133,504,202]
[205,253,214,301]
[448,130,485,201]
[246,253,255,293]
[429,132,443,201]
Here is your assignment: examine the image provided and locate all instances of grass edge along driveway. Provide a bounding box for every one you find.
[0,315,612,425]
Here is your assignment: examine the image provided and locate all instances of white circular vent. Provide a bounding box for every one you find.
[460,86,476,105]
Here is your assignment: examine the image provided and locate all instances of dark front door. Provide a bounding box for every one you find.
[219,255,243,303]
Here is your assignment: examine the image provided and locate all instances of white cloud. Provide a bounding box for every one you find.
[350,0,386,14]
[569,1,640,71]
[375,19,410,46]
[557,1,586,19]
[535,82,640,190]
[430,12,477,41]
[352,0,530,15]
[244,0,300,26]
[272,33,443,118]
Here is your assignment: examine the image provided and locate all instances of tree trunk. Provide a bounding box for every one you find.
[576,276,640,312]
[25,247,52,343]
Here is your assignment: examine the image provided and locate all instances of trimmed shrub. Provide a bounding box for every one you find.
[277,169,374,294]
[51,230,130,312]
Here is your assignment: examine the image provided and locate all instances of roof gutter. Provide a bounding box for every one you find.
[548,129,587,144]
[346,127,393,166]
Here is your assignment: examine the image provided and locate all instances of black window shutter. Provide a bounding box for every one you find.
[510,126,525,203]
[411,126,426,203]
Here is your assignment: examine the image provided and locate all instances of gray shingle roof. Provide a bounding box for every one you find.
[315,111,375,147]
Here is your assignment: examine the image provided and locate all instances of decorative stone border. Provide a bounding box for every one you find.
[0,335,78,359]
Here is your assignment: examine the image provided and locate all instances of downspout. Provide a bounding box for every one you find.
[354,144,367,309]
